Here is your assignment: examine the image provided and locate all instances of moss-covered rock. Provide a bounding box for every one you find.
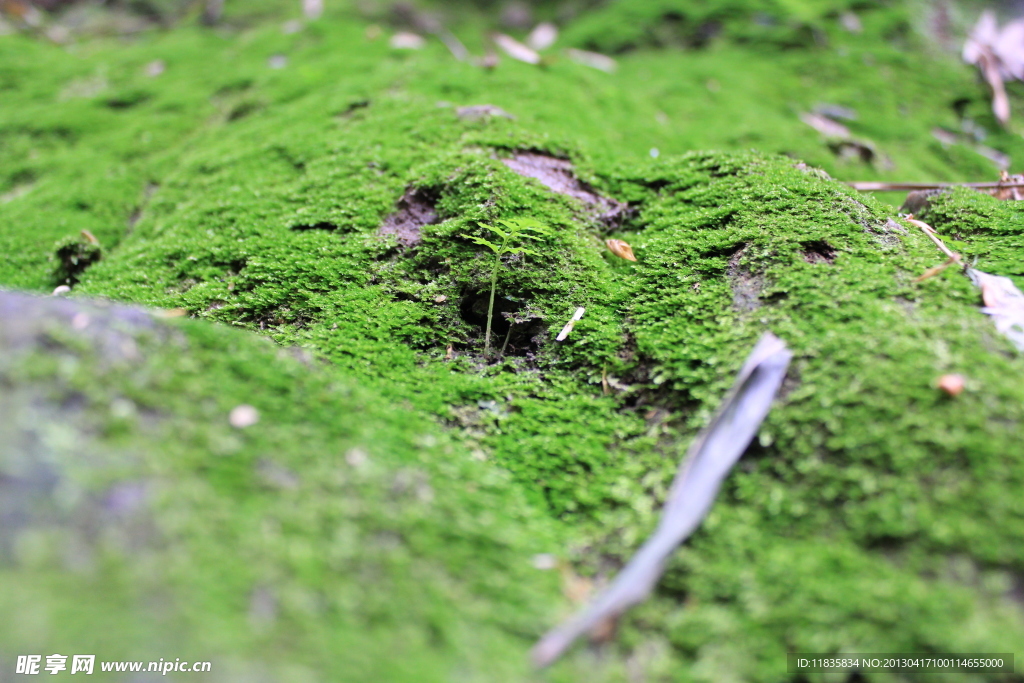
[0,291,565,681]
[2,1,1024,680]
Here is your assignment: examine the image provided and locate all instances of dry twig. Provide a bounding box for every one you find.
[532,333,792,668]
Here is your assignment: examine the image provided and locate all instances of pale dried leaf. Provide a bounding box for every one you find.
[800,112,851,138]
[390,32,425,50]
[605,238,637,261]
[493,33,541,64]
[302,0,323,20]
[963,11,999,65]
[962,12,1024,125]
[995,19,1024,79]
[532,333,792,668]
[967,268,1024,350]
[527,22,558,51]
[981,54,1011,125]
[456,104,515,120]
[839,12,862,34]
[435,28,469,61]
[555,307,585,342]
[564,48,617,73]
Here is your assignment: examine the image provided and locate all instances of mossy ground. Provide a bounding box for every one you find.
[2,1,1024,681]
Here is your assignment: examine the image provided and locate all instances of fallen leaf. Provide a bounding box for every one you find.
[993,170,1024,200]
[968,269,1024,351]
[527,22,558,51]
[931,127,1010,170]
[962,11,1024,125]
[937,374,966,396]
[154,308,187,318]
[456,104,515,120]
[800,112,851,138]
[605,238,637,261]
[564,48,617,73]
[813,103,857,120]
[229,404,260,429]
[477,52,500,69]
[302,0,322,20]
[493,33,540,64]
[390,32,425,50]
[433,27,469,61]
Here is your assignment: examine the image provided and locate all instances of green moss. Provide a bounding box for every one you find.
[2,1,1024,680]
[0,295,567,680]
[914,186,1024,289]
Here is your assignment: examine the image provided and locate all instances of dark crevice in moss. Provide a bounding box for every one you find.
[336,99,371,119]
[379,186,441,248]
[800,240,837,264]
[290,221,339,231]
[53,235,102,287]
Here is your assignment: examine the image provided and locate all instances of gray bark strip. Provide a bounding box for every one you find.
[532,332,793,669]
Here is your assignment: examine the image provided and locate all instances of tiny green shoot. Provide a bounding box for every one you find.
[461,218,553,358]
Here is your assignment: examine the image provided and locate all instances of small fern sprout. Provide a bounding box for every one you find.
[461,218,553,358]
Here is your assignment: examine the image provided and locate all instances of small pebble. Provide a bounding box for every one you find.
[229,404,260,428]
[268,55,288,69]
[145,60,165,77]
[52,285,71,296]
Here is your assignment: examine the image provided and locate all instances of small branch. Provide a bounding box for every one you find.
[847,180,1024,192]
[499,322,514,358]
[555,307,586,342]
[904,215,962,262]
[531,333,792,668]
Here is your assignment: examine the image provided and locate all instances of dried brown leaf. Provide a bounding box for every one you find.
[937,374,966,396]
[605,238,637,261]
